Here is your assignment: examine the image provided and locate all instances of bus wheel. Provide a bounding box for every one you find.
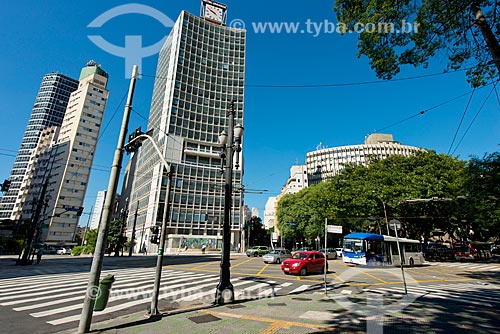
[409,258,414,267]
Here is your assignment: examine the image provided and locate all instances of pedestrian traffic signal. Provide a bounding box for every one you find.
[76,207,84,216]
[1,179,11,192]
[150,225,160,244]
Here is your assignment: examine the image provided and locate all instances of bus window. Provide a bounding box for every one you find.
[343,239,364,253]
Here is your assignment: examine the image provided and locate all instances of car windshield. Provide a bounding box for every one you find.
[292,252,309,260]
[269,250,280,254]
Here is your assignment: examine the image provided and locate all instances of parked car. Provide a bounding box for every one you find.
[56,247,72,255]
[281,251,327,276]
[424,244,454,261]
[246,246,269,257]
[334,248,343,257]
[263,249,292,264]
[318,248,337,260]
[44,247,57,255]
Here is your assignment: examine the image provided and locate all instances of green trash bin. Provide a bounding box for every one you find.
[94,274,115,311]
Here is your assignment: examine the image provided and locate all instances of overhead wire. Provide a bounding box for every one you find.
[447,88,476,155]
[374,82,494,133]
[139,68,468,89]
[451,82,498,155]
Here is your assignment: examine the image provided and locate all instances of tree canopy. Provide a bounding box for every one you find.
[277,150,499,243]
[334,1,500,86]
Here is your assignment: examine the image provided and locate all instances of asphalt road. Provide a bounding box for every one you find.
[0,253,498,334]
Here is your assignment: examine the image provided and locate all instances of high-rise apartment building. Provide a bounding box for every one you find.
[306,134,424,185]
[20,62,109,245]
[0,73,78,221]
[128,4,246,252]
[90,190,106,230]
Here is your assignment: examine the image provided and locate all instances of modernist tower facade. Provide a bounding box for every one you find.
[128,7,246,252]
[306,134,424,185]
[20,62,109,245]
[0,73,78,221]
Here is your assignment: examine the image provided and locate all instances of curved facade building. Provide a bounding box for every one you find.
[306,134,424,185]
[0,73,78,221]
[128,8,246,252]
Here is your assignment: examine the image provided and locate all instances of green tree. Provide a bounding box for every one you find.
[248,216,267,246]
[108,219,125,256]
[277,151,468,242]
[334,1,500,86]
[463,152,500,240]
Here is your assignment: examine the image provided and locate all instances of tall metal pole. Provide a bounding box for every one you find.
[215,103,235,305]
[129,201,139,256]
[149,168,173,316]
[324,218,328,295]
[393,221,408,294]
[19,177,49,265]
[78,65,139,333]
[81,206,94,247]
[382,201,390,235]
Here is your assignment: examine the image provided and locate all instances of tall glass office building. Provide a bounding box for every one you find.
[128,6,246,252]
[0,73,78,221]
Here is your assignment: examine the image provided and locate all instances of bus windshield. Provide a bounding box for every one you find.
[343,239,364,253]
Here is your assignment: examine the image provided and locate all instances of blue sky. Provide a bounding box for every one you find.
[1,1,499,221]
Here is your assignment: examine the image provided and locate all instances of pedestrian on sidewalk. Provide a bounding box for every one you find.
[142,243,147,255]
[201,244,206,254]
[36,245,45,264]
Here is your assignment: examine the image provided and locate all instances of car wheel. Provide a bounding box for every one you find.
[409,258,414,267]
[299,267,307,276]
[276,258,281,264]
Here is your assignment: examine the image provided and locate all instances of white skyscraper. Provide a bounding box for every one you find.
[24,62,109,245]
[90,190,107,230]
[0,73,78,221]
[128,4,246,252]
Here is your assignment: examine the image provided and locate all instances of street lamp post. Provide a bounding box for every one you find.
[215,101,243,305]
[124,129,174,316]
[372,191,390,235]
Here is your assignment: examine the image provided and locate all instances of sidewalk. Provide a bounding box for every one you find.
[55,290,439,334]
[57,293,345,334]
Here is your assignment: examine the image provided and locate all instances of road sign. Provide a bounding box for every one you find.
[389,219,401,230]
[327,225,342,234]
[272,232,278,242]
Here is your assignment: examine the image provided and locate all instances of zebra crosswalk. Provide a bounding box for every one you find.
[364,282,500,308]
[427,261,500,272]
[0,266,313,329]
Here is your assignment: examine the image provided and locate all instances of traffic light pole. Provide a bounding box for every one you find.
[78,65,139,334]
[18,177,49,265]
[149,167,173,316]
[124,131,174,316]
[129,201,139,256]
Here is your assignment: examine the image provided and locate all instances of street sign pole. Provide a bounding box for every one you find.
[324,218,327,295]
[391,220,407,294]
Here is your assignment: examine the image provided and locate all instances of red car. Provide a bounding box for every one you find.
[281,251,327,276]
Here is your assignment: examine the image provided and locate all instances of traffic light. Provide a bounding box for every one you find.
[1,179,11,192]
[124,127,145,154]
[76,207,84,217]
[149,225,160,244]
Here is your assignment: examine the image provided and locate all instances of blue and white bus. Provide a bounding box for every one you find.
[342,232,425,267]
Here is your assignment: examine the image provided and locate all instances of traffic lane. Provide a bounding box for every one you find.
[164,255,480,287]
